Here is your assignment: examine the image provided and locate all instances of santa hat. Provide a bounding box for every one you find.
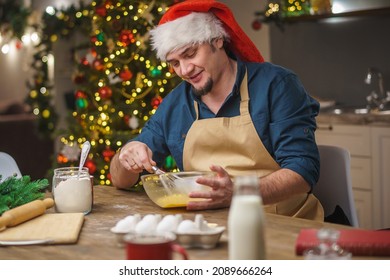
[149,0,264,63]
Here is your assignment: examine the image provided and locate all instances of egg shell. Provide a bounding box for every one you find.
[177,220,200,234]
[156,215,179,233]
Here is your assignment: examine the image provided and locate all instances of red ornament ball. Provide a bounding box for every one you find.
[119,68,133,81]
[119,30,135,46]
[151,96,163,108]
[95,5,107,17]
[252,19,262,30]
[75,90,87,99]
[102,147,115,162]
[98,86,112,99]
[85,159,97,174]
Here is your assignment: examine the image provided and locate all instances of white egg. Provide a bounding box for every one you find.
[135,214,159,234]
[177,220,199,234]
[134,222,148,234]
[156,215,179,233]
[115,215,140,232]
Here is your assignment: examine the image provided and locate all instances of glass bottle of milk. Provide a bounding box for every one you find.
[228,175,265,260]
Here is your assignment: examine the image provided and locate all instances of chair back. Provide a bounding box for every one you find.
[0,152,22,182]
[314,145,359,227]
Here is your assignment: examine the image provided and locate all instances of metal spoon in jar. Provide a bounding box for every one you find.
[78,141,91,179]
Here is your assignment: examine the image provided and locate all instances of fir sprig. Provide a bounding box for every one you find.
[0,175,49,215]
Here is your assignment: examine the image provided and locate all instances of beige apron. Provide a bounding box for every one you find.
[183,71,324,221]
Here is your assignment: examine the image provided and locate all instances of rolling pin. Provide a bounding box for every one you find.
[0,198,54,231]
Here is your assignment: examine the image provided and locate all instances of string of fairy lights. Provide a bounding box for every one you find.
[252,0,333,31]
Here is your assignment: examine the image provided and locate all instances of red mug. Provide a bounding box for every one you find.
[124,232,188,260]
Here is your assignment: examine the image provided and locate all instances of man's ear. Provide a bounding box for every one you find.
[213,37,224,49]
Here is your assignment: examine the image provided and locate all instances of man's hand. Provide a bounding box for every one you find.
[110,141,155,189]
[186,165,233,210]
[118,141,156,174]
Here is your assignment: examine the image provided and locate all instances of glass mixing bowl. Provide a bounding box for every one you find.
[141,171,213,208]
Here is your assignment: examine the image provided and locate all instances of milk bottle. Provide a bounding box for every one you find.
[228,175,266,259]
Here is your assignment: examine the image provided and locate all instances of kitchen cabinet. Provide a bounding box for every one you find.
[371,127,390,229]
[315,124,373,229]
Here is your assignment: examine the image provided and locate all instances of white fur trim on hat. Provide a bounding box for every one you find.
[150,12,229,61]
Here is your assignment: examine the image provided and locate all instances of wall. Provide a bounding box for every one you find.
[0,0,73,103]
[222,0,270,62]
[0,29,36,110]
[269,14,390,107]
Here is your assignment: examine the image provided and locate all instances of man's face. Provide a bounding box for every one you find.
[166,39,224,97]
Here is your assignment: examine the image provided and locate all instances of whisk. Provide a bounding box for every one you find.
[151,166,181,191]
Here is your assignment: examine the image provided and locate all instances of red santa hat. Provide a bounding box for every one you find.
[149,0,264,63]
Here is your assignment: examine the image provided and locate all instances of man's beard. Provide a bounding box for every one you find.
[192,78,213,97]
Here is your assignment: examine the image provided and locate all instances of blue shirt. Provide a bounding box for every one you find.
[134,58,320,187]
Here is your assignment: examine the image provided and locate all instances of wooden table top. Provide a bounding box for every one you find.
[0,185,377,260]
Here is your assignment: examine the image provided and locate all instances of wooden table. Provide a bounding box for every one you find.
[0,185,377,260]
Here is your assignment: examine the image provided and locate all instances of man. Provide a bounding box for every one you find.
[110,0,323,220]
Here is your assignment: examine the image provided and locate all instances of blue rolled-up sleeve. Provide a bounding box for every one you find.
[268,73,320,189]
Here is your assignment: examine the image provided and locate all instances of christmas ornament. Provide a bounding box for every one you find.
[75,90,86,98]
[90,36,97,44]
[151,96,163,108]
[252,19,262,30]
[95,4,107,17]
[119,30,134,46]
[98,86,113,99]
[76,98,88,109]
[96,32,105,42]
[120,68,133,81]
[85,159,97,174]
[93,59,105,71]
[102,146,115,162]
[150,67,161,77]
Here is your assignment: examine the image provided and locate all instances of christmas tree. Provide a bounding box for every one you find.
[27,0,182,186]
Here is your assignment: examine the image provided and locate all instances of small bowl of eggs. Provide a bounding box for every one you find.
[110,214,225,249]
[141,171,213,208]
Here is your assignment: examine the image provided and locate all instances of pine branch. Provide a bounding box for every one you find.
[0,175,49,215]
